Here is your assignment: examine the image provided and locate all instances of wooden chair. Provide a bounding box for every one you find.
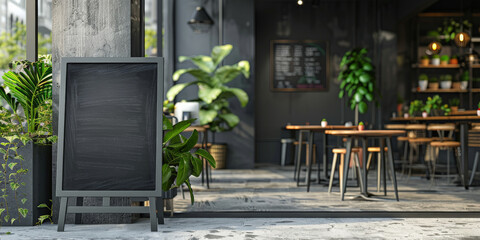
[328,147,363,195]
[405,124,432,180]
[428,124,461,185]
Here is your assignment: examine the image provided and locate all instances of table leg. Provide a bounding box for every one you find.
[386,137,399,201]
[321,133,328,183]
[306,131,314,192]
[460,123,469,189]
[295,131,304,186]
[362,138,368,196]
[341,138,353,201]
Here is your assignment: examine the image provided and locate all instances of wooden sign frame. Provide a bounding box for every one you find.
[56,57,164,231]
[270,40,329,92]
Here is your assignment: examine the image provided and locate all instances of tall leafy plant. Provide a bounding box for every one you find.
[338,48,379,114]
[166,44,250,132]
[162,117,215,204]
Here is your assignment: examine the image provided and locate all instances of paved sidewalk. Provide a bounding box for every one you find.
[1,218,479,239]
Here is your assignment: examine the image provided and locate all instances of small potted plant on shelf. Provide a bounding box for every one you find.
[429,76,439,90]
[452,76,461,90]
[450,55,458,65]
[431,54,440,66]
[477,102,480,116]
[461,71,469,90]
[418,74,428,91]
[422,108,428,118]
[358,121,365,131]
[321,118,328,127]
[424,95,443,116]
[440,74,452,89]
[440,55,450,65]
[449,98,460,113]
[420,55,429,66]
[409,100,424,117]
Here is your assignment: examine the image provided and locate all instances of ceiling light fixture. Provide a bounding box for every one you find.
[454,32,471,47]
[428,41,442,54]
[297,0,303,6]
[187,6,214,33]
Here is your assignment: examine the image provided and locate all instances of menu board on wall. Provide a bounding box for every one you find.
[270,40,328,91]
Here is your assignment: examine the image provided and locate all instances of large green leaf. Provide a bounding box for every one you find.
[214,61,250,85]
[166,81,199,101]
[162,164,172,190]
[222,87,249,107]
[199,109,217,125]
[219,113,239,128]
[191,156,203,177]
[358,101,368,113]
[164,119,195,144]
[195,148,216,168]
[179,55,215,73]
[211,44,233,67]
[198,84,222,104]
[163,115,173,130]
[172,68,210,81]
[185,179,195,204]
[0,86,18,113]
[176,155,192,187]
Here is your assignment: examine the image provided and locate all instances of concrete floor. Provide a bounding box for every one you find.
[176,165,480,213]
[1,218,480,239]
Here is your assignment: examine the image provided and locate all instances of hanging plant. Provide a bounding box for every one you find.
[338,48,379,114]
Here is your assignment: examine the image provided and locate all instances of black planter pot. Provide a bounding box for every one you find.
[0,140,52,226]
[163,188,177,199]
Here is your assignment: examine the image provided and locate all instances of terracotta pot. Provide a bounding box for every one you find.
[358,125,365,131]
[450,59,458,64]
[420,59,429,66]
[440,60,448,65]
[451,106,458,113]
[452,82,462,89]
[429,82,439,90]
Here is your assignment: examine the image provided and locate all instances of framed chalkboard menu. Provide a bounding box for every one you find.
[270,40,329,92]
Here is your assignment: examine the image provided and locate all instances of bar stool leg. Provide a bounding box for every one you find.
[454,146,465,187]
[469,152,479,186]
[377,152,381,192]
[339,154,344,195]
[354,153,364,193]
[430,146,437,186]
[447,148,451,183]
[328,153,338,193]
[281,141,287,167]
[386,138,399,201]
[401,141,409,176]
[341,139,353,201]
[294,131,304,181]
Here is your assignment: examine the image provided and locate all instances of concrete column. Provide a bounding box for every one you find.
[51,0,137,224]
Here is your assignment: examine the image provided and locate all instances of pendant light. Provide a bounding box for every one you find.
[454,32,471,47]
[428,41,442,54]
[188,6,214,33]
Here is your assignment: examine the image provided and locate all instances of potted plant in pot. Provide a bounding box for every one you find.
[449,98,460,113]
[452,76,461,90]
[358,122,365,131]
[409,100,424,117]
[338,48,380,125]
[420,55,429,66]
[450,55,458,65]
[162,117,215,203]
[431,54,440,66]
[477,102,480,116]
[461,71,469,90]
[440,55,449,65]
[424,95,444,116]
[440,74,452,89]
[166,44,250,169]
[429,76,439,90]
[321,118,328,127]
[418,74,428,91]
[0,56,57,226]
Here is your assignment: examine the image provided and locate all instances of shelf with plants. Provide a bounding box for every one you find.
[412,88,468,93]
[414,63,460,68]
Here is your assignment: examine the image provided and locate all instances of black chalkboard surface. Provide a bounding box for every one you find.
[270,40,328,92]
[57,58,163,196]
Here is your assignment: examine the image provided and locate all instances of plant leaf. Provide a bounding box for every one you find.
[221,87,249,107]
[199,109,218,125]
[219,113,239,128]
[178,55,215,73]
[176,155,192,187]
[185,179,195,204]
[211,44,233,67]
[172,68,210,81]
[191,156,203,177]
[358,101,368,113]
[18,208,28,218]
[198,84,222,104]
[164,119,195,144]
[162,164,172,191]
[195,148,216,168]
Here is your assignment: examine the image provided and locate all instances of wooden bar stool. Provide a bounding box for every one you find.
[328,147,363,195]
[366,147,389,193]
[405,124,432,180]
[428,124,461,185]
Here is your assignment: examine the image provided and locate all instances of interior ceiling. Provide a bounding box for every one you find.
[423,0,480,13]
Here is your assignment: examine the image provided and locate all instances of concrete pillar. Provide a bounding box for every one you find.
[51,0,138,224]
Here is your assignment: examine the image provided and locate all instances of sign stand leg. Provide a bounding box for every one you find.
[156,197,164,224]
[148,197,158,231]
[75,197,83,224]
[57,197,68,232]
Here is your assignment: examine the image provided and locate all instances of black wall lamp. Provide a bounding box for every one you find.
[188,6,214,33]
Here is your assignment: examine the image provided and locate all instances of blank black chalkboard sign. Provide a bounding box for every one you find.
[270,40,329,92]
[56,57,163,197]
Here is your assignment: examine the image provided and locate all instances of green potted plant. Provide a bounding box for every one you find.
[166,44,250,169]
[418,74,428,91]
[321,118,327,127]
[429,76,439,90]
[452,75,461,89]
[409,100,424,117]
[424,95,444,116]
[431,54,440,66]
[450,55,458,65]
[358,121,365,131]
[0,56,56,226]
[449,98,460,112]
[420,55,429,66]
[440,74,452,89]
[162,117,215,203]
[338,48,379,124]
[461,71,470,89]
[440,55,449,65]
[477,101,480,116]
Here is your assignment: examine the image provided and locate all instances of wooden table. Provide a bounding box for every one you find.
[185,125,210,188]
[285,125,357,192]
[391,116,480,189]
[325,130,405,201]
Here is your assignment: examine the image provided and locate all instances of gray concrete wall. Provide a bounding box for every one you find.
[51,0,133,224]
[173,0,255,169]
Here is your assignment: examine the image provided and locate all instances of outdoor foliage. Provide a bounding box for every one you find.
[162,117,215,204]
[166,44,250,132]
[338,48,379,114]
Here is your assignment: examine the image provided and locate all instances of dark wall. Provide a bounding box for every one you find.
[255,0,399,164]
[173,0,255,169]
